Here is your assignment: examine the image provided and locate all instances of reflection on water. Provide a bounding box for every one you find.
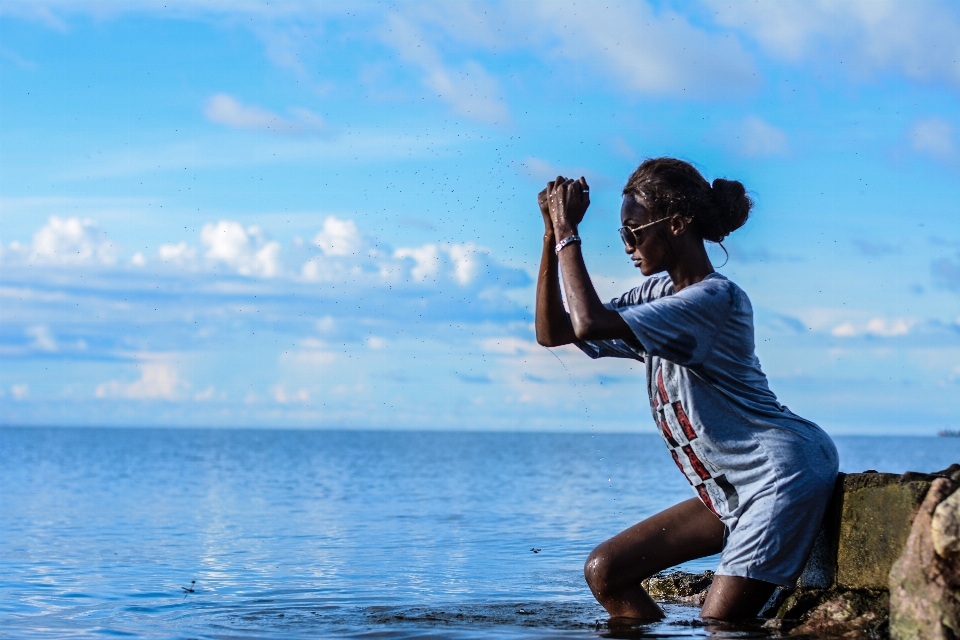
[1,428,955,638]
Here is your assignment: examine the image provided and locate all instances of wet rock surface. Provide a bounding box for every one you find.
[642,570,715,607]
[766,588,889,638]
[835,472,936,590]
[786,466,959,638]
[933,487,960,558]
[889,477,960,640]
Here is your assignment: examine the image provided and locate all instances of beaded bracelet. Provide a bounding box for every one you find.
[555,235,581,254]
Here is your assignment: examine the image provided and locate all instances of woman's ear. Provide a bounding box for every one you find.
[670,215,688,237]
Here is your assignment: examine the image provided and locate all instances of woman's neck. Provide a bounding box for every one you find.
[668,241,715,292]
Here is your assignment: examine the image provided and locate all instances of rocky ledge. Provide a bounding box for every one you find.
[643,464,960,639]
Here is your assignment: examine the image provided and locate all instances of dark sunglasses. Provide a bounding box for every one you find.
[618,217,672,248]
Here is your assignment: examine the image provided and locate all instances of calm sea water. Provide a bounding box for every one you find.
[1,428,958,639]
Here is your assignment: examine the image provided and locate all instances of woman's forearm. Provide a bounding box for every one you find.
[541,176,630,343]
[557,241,631,341]
[535,231,577,347]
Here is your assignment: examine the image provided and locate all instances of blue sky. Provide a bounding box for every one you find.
[1,0,959,433]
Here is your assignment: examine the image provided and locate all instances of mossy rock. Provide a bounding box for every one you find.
[797,471,949,592]
[836,473,935,590]
[641,570,714,604]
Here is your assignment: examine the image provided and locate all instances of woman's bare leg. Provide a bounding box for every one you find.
[700,575,777,621]
[583,497,725,619]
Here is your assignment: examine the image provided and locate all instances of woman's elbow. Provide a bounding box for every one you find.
[572,312,621,341]
[536,333,566,348]
[571,317,597,342]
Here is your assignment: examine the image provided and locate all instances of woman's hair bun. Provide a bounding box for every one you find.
[708,178,751,242]
[622,158,752,243]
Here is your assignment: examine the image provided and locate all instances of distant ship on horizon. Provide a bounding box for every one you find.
[938,429,960,437]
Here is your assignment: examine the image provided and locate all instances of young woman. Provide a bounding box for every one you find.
[535,158,839,621]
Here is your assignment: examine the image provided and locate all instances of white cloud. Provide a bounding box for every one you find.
[728,116,790,158]
[23,216,117,266]
[866,318,915,337]
[201,221,283,278]
[394,244,443,282]
[392,242,518,287]
[131,252,146,267]
[313,216,362,256]
[831,317,918,338]
[26,325,57,352]
[203,93,325,135]
[316,316,336,333]
[447,243,484,286]
[383,14,511,125]
[96,362,187,401]
[388,1,758,102]
[194,386,216,401]
[11,384,29,400]
[831,322,858,338]
[481,336,542,356]
[518,1,758,99]
[53,214,514,290]
[517,157,561,182]
[280,338,337,368]
[300,217,528,290]
[0,3,69,32]
[515,157,610,188]
[367,336,386,350]
[477,337,639,409]
[299,253,369,283]
[272,385,309,404]
[282,348,336,367]
[910,117,957,162]
[159,241,198,266]
[0,45,37,70]
[708,0,960,91]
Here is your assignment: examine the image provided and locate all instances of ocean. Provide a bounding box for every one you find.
[1,428,957,639]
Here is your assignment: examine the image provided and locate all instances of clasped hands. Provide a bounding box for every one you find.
[538,175,591,240]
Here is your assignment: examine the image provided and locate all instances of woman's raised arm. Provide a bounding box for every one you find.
[547,177,632,342]
[535,183,578,347]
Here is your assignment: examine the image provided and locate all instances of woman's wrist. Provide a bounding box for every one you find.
[554,225,579,240]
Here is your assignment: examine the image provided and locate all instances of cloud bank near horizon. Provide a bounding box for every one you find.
[2,0,960,433]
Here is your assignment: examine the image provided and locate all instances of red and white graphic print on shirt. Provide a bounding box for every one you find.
[654,364,740,517]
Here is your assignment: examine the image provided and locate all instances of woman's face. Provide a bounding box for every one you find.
[620,195,670,277]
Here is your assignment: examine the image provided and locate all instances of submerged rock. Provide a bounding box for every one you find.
[768,588,889,638]
[641,570,714,606]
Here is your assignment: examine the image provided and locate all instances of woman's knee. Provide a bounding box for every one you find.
[584,543,631,595]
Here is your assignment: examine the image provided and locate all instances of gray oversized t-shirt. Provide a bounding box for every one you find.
[577,273,838,546]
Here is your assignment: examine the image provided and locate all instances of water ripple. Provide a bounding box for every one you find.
[2,428,955,638]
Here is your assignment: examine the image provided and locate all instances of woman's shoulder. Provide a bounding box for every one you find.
[679,274,753,322]
[608,275,674,308]
[684,273,746,301]
[610,274,751,310]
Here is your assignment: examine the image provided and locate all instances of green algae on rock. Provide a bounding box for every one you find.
[641,570,715,607]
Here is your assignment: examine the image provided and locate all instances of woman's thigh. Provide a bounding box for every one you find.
[587,497,725,587]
